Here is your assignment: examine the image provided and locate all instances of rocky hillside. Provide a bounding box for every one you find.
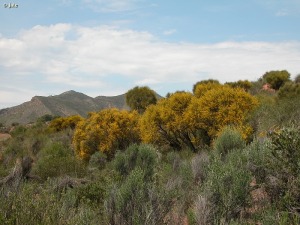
[0,90,131,126]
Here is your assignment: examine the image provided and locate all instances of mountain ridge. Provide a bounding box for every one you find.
[0,90,141,126]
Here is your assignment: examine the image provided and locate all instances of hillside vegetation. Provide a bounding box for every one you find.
[0,71,300,224]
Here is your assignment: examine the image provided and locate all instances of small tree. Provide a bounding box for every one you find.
[263,70,291,90]
[193,82,222,98]
[193,79,220,95]
[126,86,157,114]
[225,80,252,91]
[295,74,300,83]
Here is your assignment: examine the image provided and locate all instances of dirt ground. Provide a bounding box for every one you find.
[0,133,11,142]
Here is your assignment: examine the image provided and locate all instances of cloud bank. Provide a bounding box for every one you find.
[0,23,299,108]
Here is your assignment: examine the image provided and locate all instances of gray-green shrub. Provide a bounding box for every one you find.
[113,144,158,181]
[32,142,86,180]
[214,126,246,156]
[202,149,251,223]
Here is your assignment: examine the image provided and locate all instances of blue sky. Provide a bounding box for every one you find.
[0,0,300,108]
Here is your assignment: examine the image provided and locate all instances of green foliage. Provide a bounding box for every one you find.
[113,144,158,181]
[88,151,107,170]
[202,150,251,223]
[126,86,157,114]
[33,142,86,180]
[106,144,182,225]
[192,79,220,94]
[37,114,58,123]
[295,74,300,83]
[115,168,148,225]
[246,125,300,222]
[214,126,246,156]
[193,81,222,98]
[246,138,271,184]
[268,125,300,176]
[10,125,27,137]
[2,123,50,167]
[75,178,109,210]
[277,81,300,99]
[225,80,253,91]
[250,91,300,137]
[0,182,99,225]
[263,70,291,90]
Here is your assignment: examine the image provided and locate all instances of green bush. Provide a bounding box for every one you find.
[214,126,246,156]
[266,125,300,212]
[0,182,99,225]
[116,168,147,224]
[88,151,107,170]
[75,178,109,215]
[246,138,271,184]
[268,125,300,175]
[113,144,158,181]
[106,144,179,225]
[202,149,251,223]
[32,142,86,180]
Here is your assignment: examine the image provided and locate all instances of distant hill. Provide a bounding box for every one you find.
[0,90,160,126]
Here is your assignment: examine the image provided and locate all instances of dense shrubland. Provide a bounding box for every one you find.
[1,70,300,224]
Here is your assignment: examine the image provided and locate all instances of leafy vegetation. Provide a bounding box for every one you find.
[1,70,300,224]
[125,86,157,114]
[262,70,291,90]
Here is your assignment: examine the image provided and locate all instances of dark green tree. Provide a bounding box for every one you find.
[225,80,252,91]
[125,86,157,114]
[192,79,220,93]
[262,70,291,90]
[295,74,300,83]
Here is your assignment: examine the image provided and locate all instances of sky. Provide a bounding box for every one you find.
[0,0,299,109]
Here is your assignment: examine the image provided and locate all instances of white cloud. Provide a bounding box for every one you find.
[135,78,160,85]
[0,23,300,108]
[276,9,288,16]
[256,0,300,16]
[163,29,177,36]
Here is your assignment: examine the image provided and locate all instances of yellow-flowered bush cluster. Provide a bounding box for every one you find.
[49,115,83,132]
[73,83,258,159]
[73,109,140,160]
[140,83,258,151]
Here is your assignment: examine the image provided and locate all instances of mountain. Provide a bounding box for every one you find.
[0,90,133,126]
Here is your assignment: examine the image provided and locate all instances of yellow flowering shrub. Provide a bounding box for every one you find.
[49,115,83,131]
[139,92,202,151]
[73,108,140,160]
[186,85,259,139]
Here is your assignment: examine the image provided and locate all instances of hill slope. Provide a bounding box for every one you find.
[0,90,134,126]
